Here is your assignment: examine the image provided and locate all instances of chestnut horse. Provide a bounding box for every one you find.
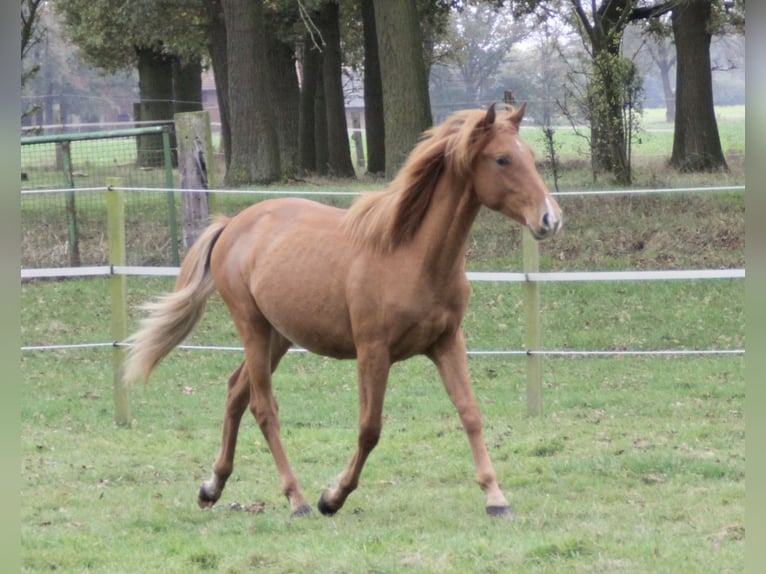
[123,104,562,519]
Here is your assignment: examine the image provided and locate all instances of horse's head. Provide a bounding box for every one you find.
[469,104,562,240]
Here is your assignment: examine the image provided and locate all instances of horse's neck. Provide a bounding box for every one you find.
[414,177,481,278]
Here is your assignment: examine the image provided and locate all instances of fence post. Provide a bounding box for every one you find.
[162,128,180,266]
[61,140,81,266]
[522,230,542,417]
[174,111,212,249]
[106,177,131,427]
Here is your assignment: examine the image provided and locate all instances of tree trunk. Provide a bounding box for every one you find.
[299,36,320,172]
[313,60,329,175]
[361,0,385,174]
[670,0,728,172]
[318,1,355,177]
[136,47,174,167]
[172,58,203,114]
[206,0,232,173]
[568,0,633,184]
[268,34,300,178]
[588,46,630,184]
[222,0,281,184]
[650,42,676,123]
[659,59,675,123]
[373,0,432,179]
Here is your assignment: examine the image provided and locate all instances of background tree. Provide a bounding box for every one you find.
[57,0,209,165]
[638,17,676,122]
[448,4,530,107]
[22,4,137,129]
[298,31,321,173]
[510,0,676,183]
[360,0,385,174]
[222,0,281,183]
[668,0,742,172]
[21,0,45,120]
[318,0,356,177]
[266,5,302,179]
[373,0,433,178]
[205,0,232,172]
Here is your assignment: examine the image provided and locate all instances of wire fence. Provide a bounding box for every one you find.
[21,183,745,359]
[21,126,179,268]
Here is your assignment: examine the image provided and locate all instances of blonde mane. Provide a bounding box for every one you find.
[342,106,516,252]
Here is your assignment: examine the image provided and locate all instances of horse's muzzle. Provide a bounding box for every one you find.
[530,198,562,240]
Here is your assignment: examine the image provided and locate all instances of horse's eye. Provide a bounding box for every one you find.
[496,156,510,167]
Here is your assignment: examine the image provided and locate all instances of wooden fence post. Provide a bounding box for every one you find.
[106,177,131,427]
[174,111,213,250]
[522,230,542,417]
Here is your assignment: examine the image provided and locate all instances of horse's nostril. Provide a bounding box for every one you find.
[542,212,550,229]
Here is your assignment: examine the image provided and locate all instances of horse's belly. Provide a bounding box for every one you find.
[266,300,357,360]
[252,259,356,359]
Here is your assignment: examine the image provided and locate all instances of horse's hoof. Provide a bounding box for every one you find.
[486,505,515,520]
[290,505,314,518]
[317,492,338,516]
[198,486,220,509]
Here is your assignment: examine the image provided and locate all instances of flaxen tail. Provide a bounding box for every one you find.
[122,217,230,385]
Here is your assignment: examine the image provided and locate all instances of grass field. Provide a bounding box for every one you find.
[20,107,745,573]
[20,277,744,573]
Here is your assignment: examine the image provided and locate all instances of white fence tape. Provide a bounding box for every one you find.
[21,184,745,197]
[23,266,745,282]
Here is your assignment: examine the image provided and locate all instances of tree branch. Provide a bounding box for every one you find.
[21,0,44,58]
[628,0,679,22]
[569,0,595,44]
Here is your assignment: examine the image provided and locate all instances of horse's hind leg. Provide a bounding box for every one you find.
[242,329,313,517]
[198,334,294,510]
[198,362,249,508]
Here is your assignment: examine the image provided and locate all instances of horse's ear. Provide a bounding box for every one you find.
[483,102,497,126]
[509,102,527,129]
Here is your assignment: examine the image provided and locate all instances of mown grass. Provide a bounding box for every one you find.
[21,271,744,573]
[20,344,744,573]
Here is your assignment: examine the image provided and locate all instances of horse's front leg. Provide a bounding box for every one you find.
[428,330,513,519]
[318,345,391,515]
[199,362,249,508]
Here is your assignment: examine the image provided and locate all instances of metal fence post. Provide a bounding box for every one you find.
[106,177,131,427]
[162,128,180,266]
[522,230,542,417]
[61,140,80,266]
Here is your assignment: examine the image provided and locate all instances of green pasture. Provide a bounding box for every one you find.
[519,105,745,175]
[21,276,744,573]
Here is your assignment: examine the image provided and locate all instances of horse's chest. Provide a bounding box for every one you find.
[379,289,466,359]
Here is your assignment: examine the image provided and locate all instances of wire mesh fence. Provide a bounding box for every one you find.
[21,126,179,267]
